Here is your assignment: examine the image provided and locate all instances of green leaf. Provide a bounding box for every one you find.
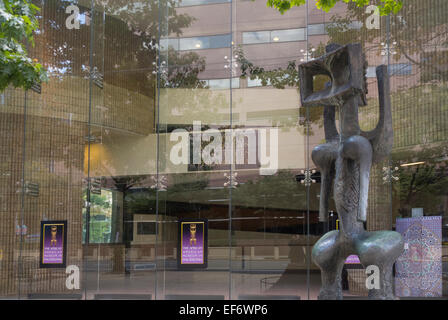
[0,0,47,92]
[265,0,403,15]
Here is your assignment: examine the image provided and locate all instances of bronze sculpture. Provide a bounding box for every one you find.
[298,43,404,300]
[190,224,197,245]
[50,225,58,247]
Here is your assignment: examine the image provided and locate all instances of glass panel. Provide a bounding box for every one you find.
[11,0,91,300]
[0,0,447,302]
[156,0,232,300]
[82,0,158,300]
[0,89,25,298]
[389,0,448,298]
[230,1,309,300]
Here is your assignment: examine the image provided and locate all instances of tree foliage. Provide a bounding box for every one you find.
[391,145,448,217]
[324,0,448,82]
[0,0,47,92]
[41,0,205,93]
[238,0,448,130]
[266,0,403,15]
[235,43,326,131]
[236,45,299,89]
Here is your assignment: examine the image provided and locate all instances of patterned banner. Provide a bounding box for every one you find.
[395,216,442,297]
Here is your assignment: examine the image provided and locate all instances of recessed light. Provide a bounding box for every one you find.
[195,43,201,48]
[273,36,279,42]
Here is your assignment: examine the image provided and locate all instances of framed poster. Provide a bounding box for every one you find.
[177,219,208,269]
[39,220,67,268]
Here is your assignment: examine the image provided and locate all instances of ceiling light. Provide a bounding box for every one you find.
[195,43,201,48]
[400,161,425,167]
[273,36,279,42]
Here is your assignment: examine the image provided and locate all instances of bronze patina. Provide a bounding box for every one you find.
[299,43,404,300]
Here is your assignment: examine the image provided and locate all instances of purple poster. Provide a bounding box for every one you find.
[395,216,442,297]
[178,219,208,269]
[345,255,361,264]
[40,221,67,268]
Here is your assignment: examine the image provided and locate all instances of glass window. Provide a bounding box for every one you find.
[366,66,376,78]
[207,77,240,89]
[242,31,271,44]
[179,34,231,50]
[247,77,271,87]
[243,28,305,44]
[137,222,157,235]
[271,28,306,42]
[348,20,363,30]
[177,0,231,7]
[307,23,326,36]
[160,38,180,51]
[389,63,412,76]
[326,20,363,31]
[367,64,413,78]
[82,190,122,244]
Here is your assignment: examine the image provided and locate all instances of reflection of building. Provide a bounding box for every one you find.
[0,0,447,299]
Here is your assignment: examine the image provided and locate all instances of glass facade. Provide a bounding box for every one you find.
[0,0,447,300]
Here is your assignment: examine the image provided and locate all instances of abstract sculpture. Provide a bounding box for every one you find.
[298,43,404,300]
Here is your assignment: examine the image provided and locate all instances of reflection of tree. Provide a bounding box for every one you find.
[33,0,212,180]
[47,0,213,249]
[124,188,156,214]
[236,44,326,133]
[170,173,209,190]
[161,49,206,89]
[82,190,113,243]
[325,0,448,82]
[39,0,203,93]
[232,170,310,210]
[360,84,448,148]
[89,192,111,211]
[391,145,448,217]
[237,45,299,90]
